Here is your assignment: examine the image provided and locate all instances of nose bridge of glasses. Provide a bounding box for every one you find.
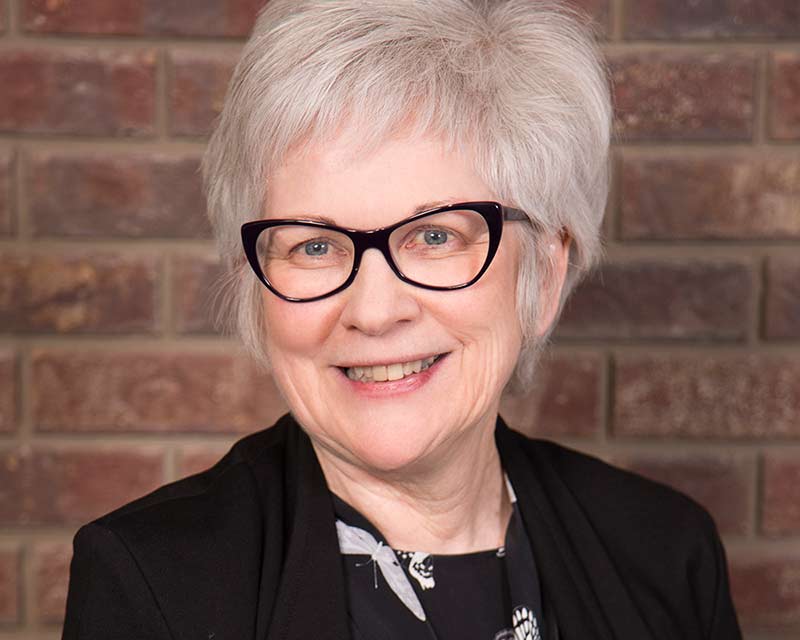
[350,226,397,270]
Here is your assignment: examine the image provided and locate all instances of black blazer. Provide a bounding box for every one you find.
[62,413,742,640]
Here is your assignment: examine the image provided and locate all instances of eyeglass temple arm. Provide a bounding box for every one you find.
[503,206,568,239]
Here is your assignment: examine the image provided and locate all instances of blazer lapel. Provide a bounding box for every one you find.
[264,418,351,640]
[496,417,655,640]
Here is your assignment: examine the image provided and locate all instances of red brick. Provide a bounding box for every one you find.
[27,151,210,239]
[765,257,800,340]
[32,542,71,625]
[0,547,20,624]
[625,0,800,39]
[558,259,752,341]
[763,453,800,536]
[0,48,156,137]
[32,350,287,433]
[500,353,602,438]
[614,355,800,440]
[0,150,13,235]
[620,154,800,240]
[172,254,226,334]
[617,454,753,535]
[729,554,800,632]
[23,0,262,37]
[770,53,800,141]
[169,50,237,137]
[177,445,230,478]
[0,252,159,334]
[0,447,164,525]
[611,53,755,142]
[0,351,18,434]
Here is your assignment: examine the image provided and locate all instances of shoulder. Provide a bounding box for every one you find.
[95,413,293,530]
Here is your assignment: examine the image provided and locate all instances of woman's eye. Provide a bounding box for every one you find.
[304,241,329,256]
[418,229,449,245]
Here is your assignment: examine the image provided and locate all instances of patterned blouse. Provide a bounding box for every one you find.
[333,475,544,640]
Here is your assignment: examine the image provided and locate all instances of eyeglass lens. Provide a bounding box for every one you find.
[255,208,491,300]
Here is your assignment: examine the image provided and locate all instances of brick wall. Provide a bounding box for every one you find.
[0,1,798,638]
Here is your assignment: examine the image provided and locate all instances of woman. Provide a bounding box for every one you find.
[62,1,741,639]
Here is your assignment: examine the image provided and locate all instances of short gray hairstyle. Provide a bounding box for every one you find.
[202,0,612,393]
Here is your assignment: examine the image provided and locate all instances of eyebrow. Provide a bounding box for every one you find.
[290,199,459,226]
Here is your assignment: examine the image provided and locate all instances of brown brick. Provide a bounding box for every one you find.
[32,350,287,433]
[173,254,226,334]
[763,454,800,536]
[0,447,164,525]
[770,53,800,141]
[625,0,800,39]
[765,257,800,340]
[0,252,158,334]
[0,48,156,137]
[177,445,230,479]
[169,50,237,137]
[729,554,800,632]
[617,454,753,535]
[0,351,18,434]
[558,260,752,341]
[27,151,210,239]
[0,150,13,235]
[620,154,800,240]
[614,355,800,440]
[23,0,262,37]
[32,542,71,625]
[611,53,755,142]
[500,353,602,438]
[0,547,20,624]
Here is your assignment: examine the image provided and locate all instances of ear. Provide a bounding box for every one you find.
[534,231,572,337]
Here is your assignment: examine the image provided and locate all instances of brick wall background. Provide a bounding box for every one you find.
[0,0,798,638]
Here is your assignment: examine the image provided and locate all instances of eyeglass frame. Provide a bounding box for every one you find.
[240,200,533,303]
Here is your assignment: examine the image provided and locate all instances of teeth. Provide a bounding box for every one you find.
[345,355,439,382]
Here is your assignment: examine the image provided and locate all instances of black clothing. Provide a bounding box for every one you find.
[61,413,742,640]
[333,486,544,640]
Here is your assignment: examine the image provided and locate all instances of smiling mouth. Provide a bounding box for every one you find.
[340,354,446,382]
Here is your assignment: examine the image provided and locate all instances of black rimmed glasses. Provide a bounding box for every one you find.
[241,201,531,302]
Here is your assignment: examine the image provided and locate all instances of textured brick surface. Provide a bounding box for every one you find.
[27,151,210,238]
[0,351,18,434]
[614,355,800,439]
[0,547,19,624]
[557,260,752,341]
[0,150,12,235]
[770,53,800,141]
[23,0,263,37]
[765,257,800,340]
[565,0,610,36]
[611,53,755,141]
[500,353,602,438]
[0,252,159,334]
[621,154,800,240]
[618,454,753,535]
[730,555,800,632]
[32,350,287,433]
[172,254,226,334]
[169,50,238,137]
[762,454,800,536]
[625,0,800,39]
[177,445,231,479]
[0,447,164,525]
[32,542,71,625]
[0,48,156,137]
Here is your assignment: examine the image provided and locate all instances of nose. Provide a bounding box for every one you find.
[338,248,421,336]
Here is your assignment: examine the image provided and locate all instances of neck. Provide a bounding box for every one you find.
[312,415,512,554]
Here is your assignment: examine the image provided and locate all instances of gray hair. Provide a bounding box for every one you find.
[202,0,612,393]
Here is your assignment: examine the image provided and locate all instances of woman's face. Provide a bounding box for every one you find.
[261,132,527,475]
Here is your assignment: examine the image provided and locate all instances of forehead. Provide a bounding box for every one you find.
[263,131,496,230]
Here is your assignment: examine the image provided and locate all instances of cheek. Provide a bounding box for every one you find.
[260,292,340,363]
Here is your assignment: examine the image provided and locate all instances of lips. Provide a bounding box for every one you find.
[340,354,446,382]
